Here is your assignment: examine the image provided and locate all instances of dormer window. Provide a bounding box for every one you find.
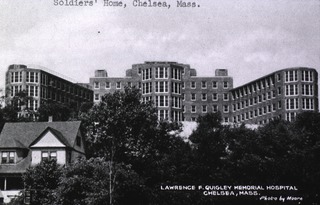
[1,151,15,164]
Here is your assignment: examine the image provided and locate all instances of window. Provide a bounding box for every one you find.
[1,152,15,164]
[223,81,228,89]
[212,81,217,88]
[223,105,229,113]
[285,85,298,96]
[285,71,298,82]
[41,151,57,162]
[172,82,181,94]
[302,98,314,110]
[201,81,207,89]
[223,93,229,101]
[286,99,299,110]
[41,151,49,161]
[277,73,281,81]
[94,82,100,89]
[156,96,169,107]
[202,105,207,113]
[301,70,313,82]
[278,87,282,95]
[191,105,196,113]
[212,93,218,101]
[191,93,196,101]
[94,94,100,101]
[116,82,121,89]
[142,68,152,80]
[172,68,181,80]
[301,84,313,96]
[50,152,57,161]
[212,105,218,112]
[191,81,196,89]
[105,82,110,89]
[155,81,169,93]
[155,67,168,79]
[202,93,207,101]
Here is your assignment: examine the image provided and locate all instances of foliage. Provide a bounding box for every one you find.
[37,101,72,121]
[22,159,62,205]
[56,157,143,205]
[80,87,159,161]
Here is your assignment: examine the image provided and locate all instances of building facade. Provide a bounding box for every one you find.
[90,61,233,122]
[90,62,318,124]
[5,64,93,115]
[230,67,318,125]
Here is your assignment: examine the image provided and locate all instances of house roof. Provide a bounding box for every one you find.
[0,121,81,149]
[30,127,72,147]
[0,152,32,174]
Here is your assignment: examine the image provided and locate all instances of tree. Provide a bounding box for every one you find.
[189,113,229,183]
[37,102,72,121]
[80,87,159,161]
[79,87,192,204]
[56,158,143,205]
[22,159,62,205]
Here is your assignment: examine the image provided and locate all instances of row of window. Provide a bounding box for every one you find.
[233,106,278,123]
[274,98,314,111]
[10,71,40,84]
[157,109,183,121]
[187,81,229,89]
[93,80,231,91]
[94,81,122,89]
[187,93,229,101]
[284,70,314,82]
[186,104,228,113]
[232,94,279,111]
[232,76,276,98]
[141,67,183,81]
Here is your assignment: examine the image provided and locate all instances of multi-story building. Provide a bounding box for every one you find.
[230,67,318,125]
[5,64,93,115]
[90,61,233,122]
[90,63,318,124]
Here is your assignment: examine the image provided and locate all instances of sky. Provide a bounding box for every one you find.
[0,0,319,89]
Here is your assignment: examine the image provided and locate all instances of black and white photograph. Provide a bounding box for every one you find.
[0,0,319,204]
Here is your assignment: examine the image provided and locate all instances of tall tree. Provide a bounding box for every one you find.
[56,158,143,205]
[22,159,62,205]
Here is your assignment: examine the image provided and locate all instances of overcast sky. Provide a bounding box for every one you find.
[0,0,319,89]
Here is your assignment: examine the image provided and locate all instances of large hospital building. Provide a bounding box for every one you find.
[90,61,318,124]
[4,62,318,124]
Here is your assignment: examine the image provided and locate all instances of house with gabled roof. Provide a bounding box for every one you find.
[0,120,85,203]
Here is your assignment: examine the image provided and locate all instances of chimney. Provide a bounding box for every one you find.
[48,116,53,122]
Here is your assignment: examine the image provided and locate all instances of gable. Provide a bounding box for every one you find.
[30,130,66,148]
[0,121,81,149]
